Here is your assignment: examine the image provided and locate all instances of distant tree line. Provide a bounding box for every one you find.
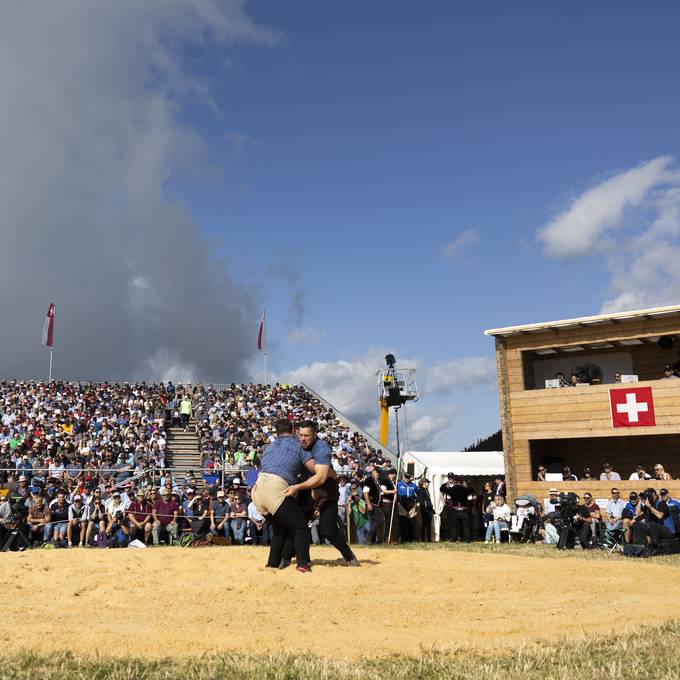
[464,429,502,452]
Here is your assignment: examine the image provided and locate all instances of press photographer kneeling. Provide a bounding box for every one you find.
[629,488,677,546]
[548,492,593,549]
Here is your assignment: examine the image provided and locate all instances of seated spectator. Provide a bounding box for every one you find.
[555,371,569,388]
[484,495,511,543]
[152,488,179,545]
[629,465,652,481]
[562,466,577,482]
[85,495,108,546]
[582,492,601,538]
[605,488,625,532]
[581,467,593,481]
[189,493,210,539]
[127,488,153,544]
[600,462,621,481]
[67,494,87,547]
[248,498,271,545]
[544,488,560,514]
[654,464,672,481]
[106,499,130,548]
[210,489,230,539]
[46,490,70,545]
[228,493,247,545]
[661,365,679,380]
[614,371,622,383]
[570,374,581,386]
[27,495,49,545]
[536,465,547,482]
[622,491,642,543]
[660,488,680,511]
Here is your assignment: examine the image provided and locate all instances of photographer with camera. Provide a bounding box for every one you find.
[630,488,676,545]
[349,481,371,545]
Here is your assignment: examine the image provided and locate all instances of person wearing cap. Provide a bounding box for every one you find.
[622,492,643,543]
[416,478,434,542]
[67,494,88,547]
[661,365,679,380]
[599,463,621,481]
[127,489,153,544]
[152,487,179,545]
[660,488,680,511]
[284,420,358,564]
[251,418,315,572]
[630,488,676,544]
[396,473,418,543]
[629,465,652,481]
[210,490,230,539]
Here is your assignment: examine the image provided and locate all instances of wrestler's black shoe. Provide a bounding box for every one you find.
[278,559,291,570]
[295,564,312,573]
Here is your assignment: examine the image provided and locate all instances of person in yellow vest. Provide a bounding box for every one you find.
[180,396,192,431]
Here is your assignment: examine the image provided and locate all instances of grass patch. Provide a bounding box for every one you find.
[4,621,680,680]
[387,539,680,567]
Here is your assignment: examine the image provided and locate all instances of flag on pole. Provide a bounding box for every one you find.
[42,303,55,348]
[257,310,265,351]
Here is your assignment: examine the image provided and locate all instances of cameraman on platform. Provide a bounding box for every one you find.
[630,488,676,545]
[572,495,594,548]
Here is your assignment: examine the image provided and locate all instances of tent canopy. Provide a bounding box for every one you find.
[408,451,504,478]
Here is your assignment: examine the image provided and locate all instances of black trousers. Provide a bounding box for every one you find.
[632,521,675,545]
[420,511,433,542]
[267,497,311,568]
[318,501,355,561]
[368,507,385,543]
[449,508,471,542]
[399,514,416,542]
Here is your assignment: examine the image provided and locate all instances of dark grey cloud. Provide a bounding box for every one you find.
[268,262,306,327]
[0,1,280,383]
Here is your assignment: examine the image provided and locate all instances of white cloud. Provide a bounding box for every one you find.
[281,350,467,451]
[538,156,673,257]
[441,228,479,258]
[0,1,281,382]
[426,357,497,395]
[287,327,327,345]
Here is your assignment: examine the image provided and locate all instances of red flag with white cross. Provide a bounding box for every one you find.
[609,386,656,428]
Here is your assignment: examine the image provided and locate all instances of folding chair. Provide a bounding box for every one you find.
[606,528,626,555]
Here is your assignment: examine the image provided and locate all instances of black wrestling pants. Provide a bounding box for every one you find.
[318,501,355,561]
[267,497,311,568]
[449,508,471,542]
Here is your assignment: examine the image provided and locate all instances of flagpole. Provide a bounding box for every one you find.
[263,314,268,385]
[48,348,53,382]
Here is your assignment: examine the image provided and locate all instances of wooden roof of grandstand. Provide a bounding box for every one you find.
[484,304,680,338]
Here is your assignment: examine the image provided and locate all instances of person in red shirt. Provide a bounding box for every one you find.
[127,488,153,544]
[152,488,179,545]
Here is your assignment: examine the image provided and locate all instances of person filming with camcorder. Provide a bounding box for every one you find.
[549,492,593,549]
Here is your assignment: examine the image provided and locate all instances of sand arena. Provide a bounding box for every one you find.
[1,546,676,660]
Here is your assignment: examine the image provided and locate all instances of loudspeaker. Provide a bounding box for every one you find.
[659,336,674,350]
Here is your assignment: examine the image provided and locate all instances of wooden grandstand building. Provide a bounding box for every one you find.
[485,305,680,502]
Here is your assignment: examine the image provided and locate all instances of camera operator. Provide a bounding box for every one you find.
[622,491,642,543]
[630,488,675,545]
[349,481,371,545]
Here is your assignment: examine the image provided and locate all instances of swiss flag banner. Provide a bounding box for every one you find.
[609,386,656,428]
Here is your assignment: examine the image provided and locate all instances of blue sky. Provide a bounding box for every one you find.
[173,2,680,449]
[3,2,680,451]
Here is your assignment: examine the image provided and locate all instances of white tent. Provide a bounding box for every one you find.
[406,450,505,541]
